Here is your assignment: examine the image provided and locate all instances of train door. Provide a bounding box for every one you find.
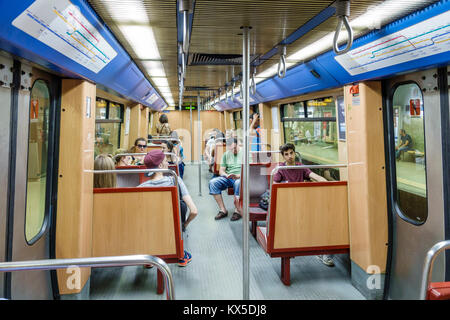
[385,67,449,299]
[3,55,60,299]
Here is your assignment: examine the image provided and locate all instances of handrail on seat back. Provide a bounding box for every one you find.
[420,240,450,300]
[0,255,175,300]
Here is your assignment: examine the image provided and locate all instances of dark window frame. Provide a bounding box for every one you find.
[388,80,428,226]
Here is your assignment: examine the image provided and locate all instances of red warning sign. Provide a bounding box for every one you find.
[30,99,39,119]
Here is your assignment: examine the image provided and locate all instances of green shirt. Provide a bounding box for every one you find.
[221,150,242,175]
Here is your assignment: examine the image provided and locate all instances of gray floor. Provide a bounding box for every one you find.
[89,163,365,300]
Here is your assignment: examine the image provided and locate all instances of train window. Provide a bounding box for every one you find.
[281,97,338,166]
[392,83,427,224]
[96,99,107,119]
[108,102,122,120]
[94,98,124,157]
[25,79,50,243]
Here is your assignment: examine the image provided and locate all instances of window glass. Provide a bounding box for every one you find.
[96,99,107,119]
[392,83,427,224]
[25,80,50,243]
[306,97,336,118]
[95,122,121,157]
[109,102,122,120]
[282,97,338,165]
[283,102,304,118]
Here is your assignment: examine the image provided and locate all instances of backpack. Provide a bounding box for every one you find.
[259,190,270,211]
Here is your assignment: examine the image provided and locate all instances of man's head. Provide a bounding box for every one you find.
[134,137,147,152]
[400,129,406,136]
[144,149,168,169]
[280,143,296,165]
[226,137,239,155]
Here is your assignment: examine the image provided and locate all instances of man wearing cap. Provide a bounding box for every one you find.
[138,149,198,267]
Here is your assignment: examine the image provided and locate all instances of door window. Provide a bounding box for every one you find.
[25,79,50,243]
[392,82,427,224]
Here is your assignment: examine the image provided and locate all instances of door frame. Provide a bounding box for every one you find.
[383,66,449,299]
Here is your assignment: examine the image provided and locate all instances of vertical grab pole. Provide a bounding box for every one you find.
[197,92,202,196]
[241,25,251,301]
[190,102,193,163]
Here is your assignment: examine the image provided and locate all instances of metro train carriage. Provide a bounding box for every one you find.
[0,0,449,303]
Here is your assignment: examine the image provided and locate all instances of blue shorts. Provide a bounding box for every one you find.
[209,176,240,196]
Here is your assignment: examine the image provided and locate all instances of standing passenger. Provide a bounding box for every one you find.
[156,113,171,137]
[274,143,335,267]
[138,150,197,267]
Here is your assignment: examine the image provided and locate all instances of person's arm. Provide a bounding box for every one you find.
[249,114,259,133]
[309,172,327,182]
[182,194,198,228]
[219,166,227,177]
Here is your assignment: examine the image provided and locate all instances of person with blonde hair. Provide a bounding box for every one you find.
[94,154,116,188]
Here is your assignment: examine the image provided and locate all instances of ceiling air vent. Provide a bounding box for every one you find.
[189,53,258,66]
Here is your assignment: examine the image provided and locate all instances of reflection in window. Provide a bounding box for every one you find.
[96,99,107,119]
[392,83,427,224]
[95,122,121,157]
[282,97,338,166]
[95,98,123,158]
[25,80,50,243]
[109,102,122,120]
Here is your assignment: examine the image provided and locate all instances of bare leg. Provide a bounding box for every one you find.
[213,194,227,212]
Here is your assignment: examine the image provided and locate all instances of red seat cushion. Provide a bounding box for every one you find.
[256,227,268,253]
[249,207,267,221]
[427,282,450,300]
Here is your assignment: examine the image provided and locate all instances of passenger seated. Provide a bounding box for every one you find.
[161,140,178,164]
[138,149,197,267]
[395,129,413,160]
[209,137,242,221]
[274,143,335,267]
[94,154,116,188]
[113,148,132,167]
[129,137,147,165]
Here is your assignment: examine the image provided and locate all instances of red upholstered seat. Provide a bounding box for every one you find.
[427,282,450,300]
[256,227,267,253]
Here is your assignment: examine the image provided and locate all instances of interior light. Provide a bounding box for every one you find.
[118,25,161,60]
[142,60,166,77]
[152,77,169,88]
[101,0,149,24]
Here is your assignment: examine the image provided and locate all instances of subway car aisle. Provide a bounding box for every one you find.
[89,163,364,300]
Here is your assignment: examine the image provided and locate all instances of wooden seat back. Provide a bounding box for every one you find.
[92,186,183,261]
[266,181,349,254]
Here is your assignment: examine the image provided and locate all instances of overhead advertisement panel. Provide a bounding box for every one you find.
[335,10,450,76]
[12,0,117,73]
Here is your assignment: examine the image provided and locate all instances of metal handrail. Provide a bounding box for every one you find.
[0,255,175,300]
[114,153,180,166]
[419,240,450,300]
[148,138,182,145]
[266,164,347,235]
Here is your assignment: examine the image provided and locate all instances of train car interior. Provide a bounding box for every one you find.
[0,0,449,303]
